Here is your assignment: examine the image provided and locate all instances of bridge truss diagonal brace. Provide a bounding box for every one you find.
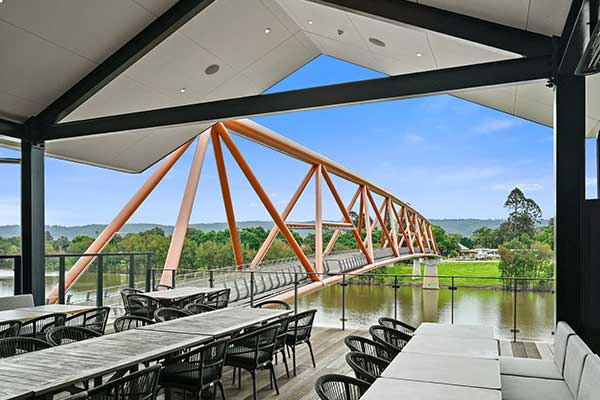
[391,202,414,254]
[215,123,320,281]
[323,187,361,257]
[365,190,399,257]
[161,133,210,287]
[322,167,374,265]
[47,139,194,303]
[250,166,316,268]
[211,125,244,268]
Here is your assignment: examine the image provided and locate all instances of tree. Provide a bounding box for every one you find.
[431,225,459,256]
[504,188,542,239]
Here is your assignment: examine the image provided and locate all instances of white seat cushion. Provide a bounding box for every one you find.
[564,336,592,396]
[501,375,574,400]
[500,357,563,380]
[577,354,600,400]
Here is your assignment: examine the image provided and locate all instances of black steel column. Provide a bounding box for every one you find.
[554,74,586,330]
[20,139,45,305]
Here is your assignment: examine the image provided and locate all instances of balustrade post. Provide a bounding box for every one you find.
[145,254,152,292]
[450,276,457,324]
[341,273,347,330]
[393,275,399,321]
[171,269,176,289]
[294,272,299,315]
[512,278,519,342]
[209,269,214,288]
[13,256,22,295]
[96,255,104,307]
[129,254,135,289]
[58,256,66,304]
[250,272,255,307]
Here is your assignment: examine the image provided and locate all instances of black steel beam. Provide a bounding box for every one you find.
[0,118,24,139]
[35,0,216,126]
[43,56,552,140]
[311,0,554,57]
[20,139,46,305]
[557,0,591,75]
[554,74,586,331]
[0,158,20,164]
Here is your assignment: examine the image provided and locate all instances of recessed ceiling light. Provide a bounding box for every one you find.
[416,52,423,57]
[179,88,186,93]
[368,37,386,47]
[307,20,313,25]
[205,64,220,75]
[264,27,271,34]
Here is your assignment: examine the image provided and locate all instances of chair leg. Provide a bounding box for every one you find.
[281,349,290,378]
[238,368,241,389]
[307,341,316,368]
[216,381,226,400]
[270,365,279,395]
[231,368,236,385]
[292,344,297,376]
[251,371,257,400]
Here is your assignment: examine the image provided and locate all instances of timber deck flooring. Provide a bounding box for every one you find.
[160,327,552,400]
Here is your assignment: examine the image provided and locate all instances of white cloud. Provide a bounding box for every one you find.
[404,133,425,143]
[474,118,521,133]
[491,183,544,192]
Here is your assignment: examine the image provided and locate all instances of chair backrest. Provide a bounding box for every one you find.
[377,317,416,336]
[345,351,390,384]
[204,288,231,309]
[288,309,317,342]
[344,335,396,362]
[65,307,110,334]
[20,313,66,339]
[0,337,53,358]
[369,325,411,352]
[46,326,101,346]
[87,364,162,400]
[253,300,291,310]
[183,303,215,315]
[113,316,154,332]
[0,294,34,311]
[564,335,593,397]
[315,374,371,400]
[162,337,229,387]
[0,320,22,338]
[553,321,576,373]
[125,294,161,319]
[154,307,190,322]
[228,325,280,366]
[120,288,142,314]
[577,354,600,400]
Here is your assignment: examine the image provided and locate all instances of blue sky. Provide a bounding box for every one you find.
[0,55,597,226]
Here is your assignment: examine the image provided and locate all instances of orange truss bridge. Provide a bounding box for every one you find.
[47,119,440,304]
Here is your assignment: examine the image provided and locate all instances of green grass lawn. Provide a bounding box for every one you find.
[374,260,503,287]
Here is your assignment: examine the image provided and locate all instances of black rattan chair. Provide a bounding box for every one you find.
[345,352,389,384]
[0,337,53,358]
[252,300,291,310]
[344,335,397,362]
[286,309,317,376]
[154,307,190,322]
[126,293,162,319]
[160,337,229,399]
[46,326,102,346]
[120,288,143,314]
[184,303,215,315]
[86,364,162,400]
[113,315,155,332]
[315,374,370,400]
[204,288,231,309]
[20,312,66,340]
[377,317,416,336]
[369,325,411,353]
[65,307,110,334]
[0,320,21,338]
[172,292,205,309]
[225,325,280,400]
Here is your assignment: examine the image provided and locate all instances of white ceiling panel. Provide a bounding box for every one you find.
[180,0,293,71]
[0,92,43,123]
[420,0,530,30]
[527,0,572,36]
[131,0,178,16]
[586,75,600,120]
[427,32,515,68]
[454,85,517,115]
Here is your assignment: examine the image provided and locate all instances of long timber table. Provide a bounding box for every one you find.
[0,306,289,400]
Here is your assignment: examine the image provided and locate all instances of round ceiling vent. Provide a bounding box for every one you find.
[205,64,220,75]
[368,37,386,47]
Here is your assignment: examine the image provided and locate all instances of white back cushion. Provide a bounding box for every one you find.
[578,355,600,400]
[554,321,576,373]
[0,294,34,311]
[564,336,592,396]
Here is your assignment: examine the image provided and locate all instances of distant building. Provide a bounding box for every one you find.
[458,243,477,258]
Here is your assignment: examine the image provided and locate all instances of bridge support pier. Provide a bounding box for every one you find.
[412,258,421,279]
[422,258,440,290]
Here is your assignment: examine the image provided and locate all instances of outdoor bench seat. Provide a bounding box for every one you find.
[501,335,591,400]
[577,355,600,400]
[500,321,575,380]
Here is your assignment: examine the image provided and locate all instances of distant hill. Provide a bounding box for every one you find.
[0,219,548,239]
